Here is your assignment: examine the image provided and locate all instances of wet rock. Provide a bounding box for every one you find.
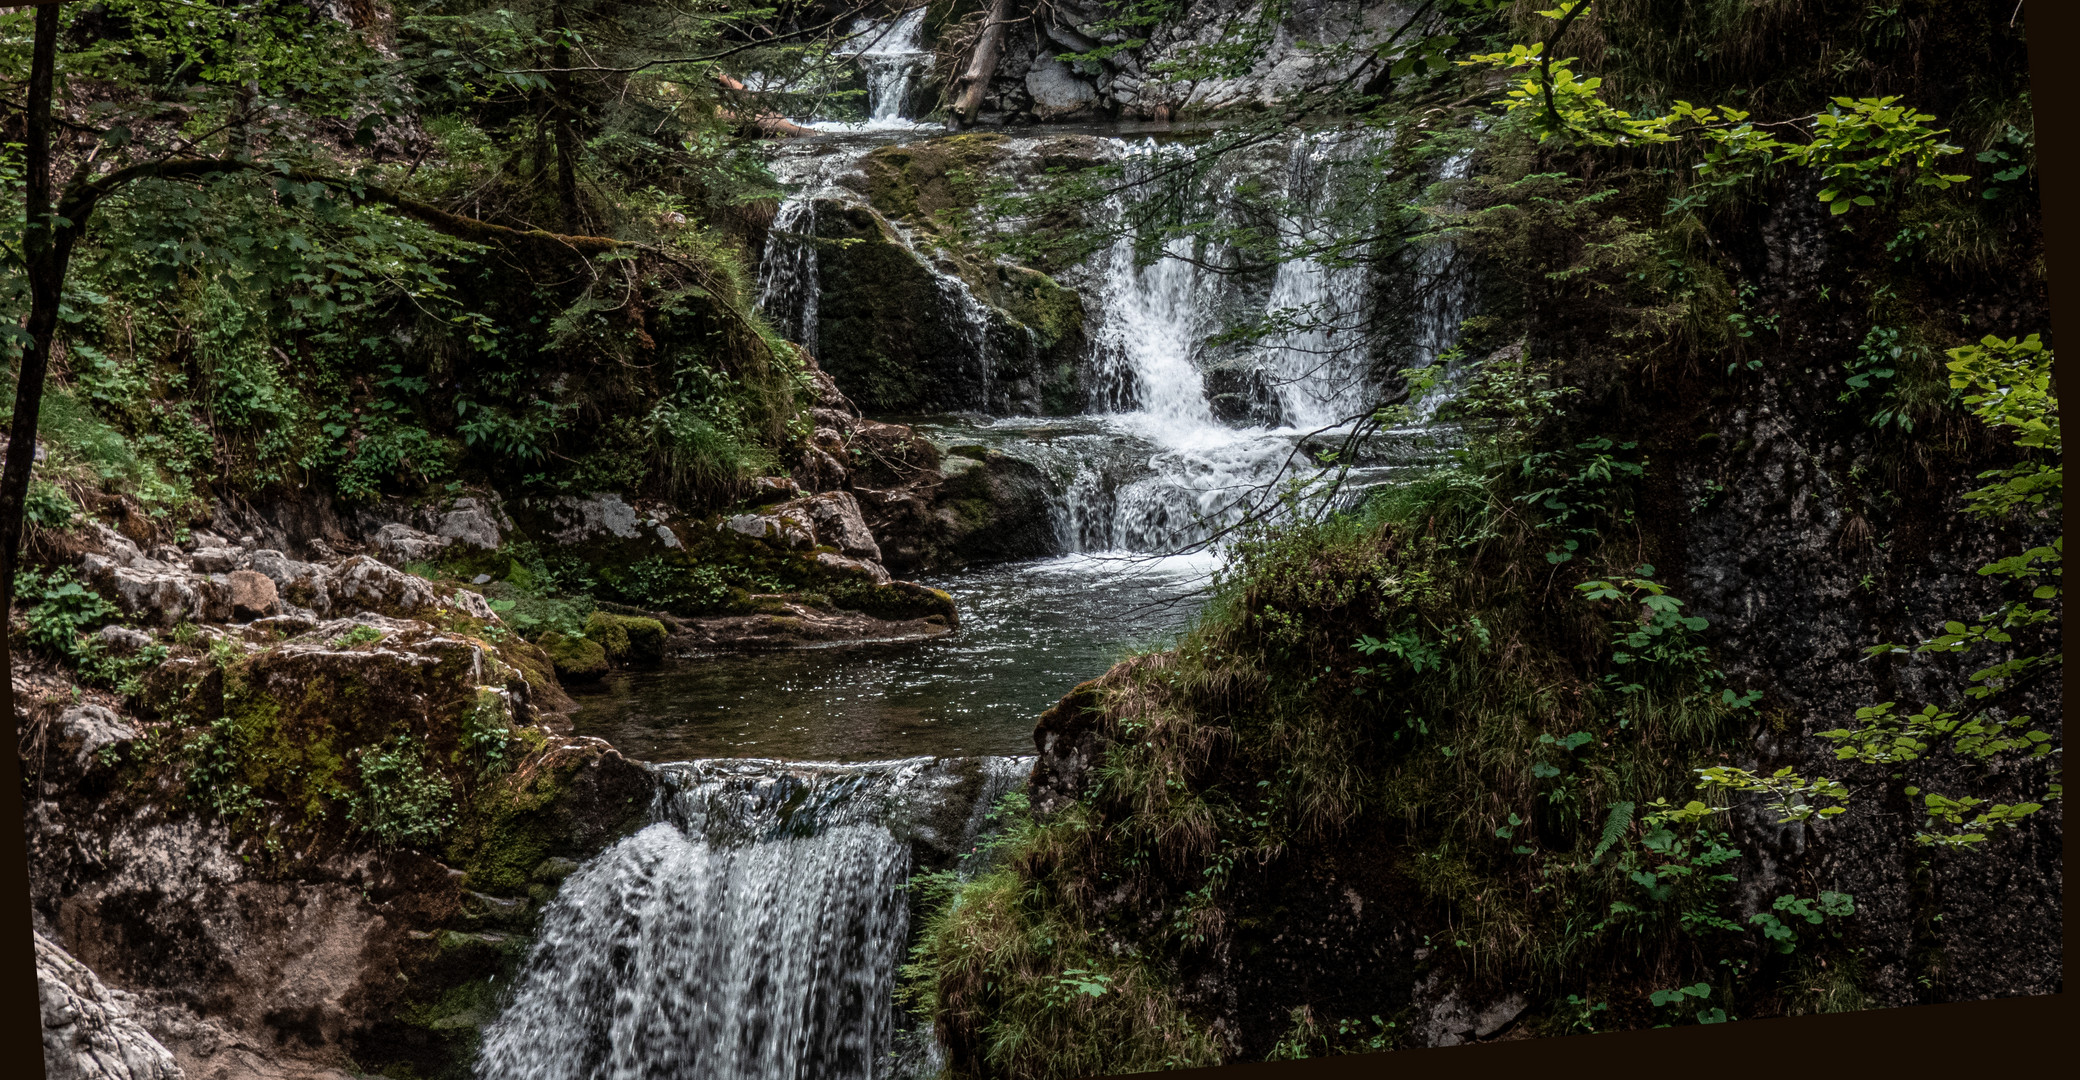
[1026,53,1099,119]
[584,612,667,667]
[224,570,279,620]
[38,932,182,1080]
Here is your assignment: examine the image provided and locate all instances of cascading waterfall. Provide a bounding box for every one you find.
[758,198,821,347]
[478,756,1030,1080]
[1067,131,1469,554]
[753,128,1477,555]
[848,9,932,123]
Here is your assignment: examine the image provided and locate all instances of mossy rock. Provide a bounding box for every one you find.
[536,631,608,682]
[584,610,667,667]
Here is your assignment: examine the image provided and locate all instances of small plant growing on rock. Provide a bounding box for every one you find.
[350,735,456,849]
[14,567,120,665]
[330,624,388,649]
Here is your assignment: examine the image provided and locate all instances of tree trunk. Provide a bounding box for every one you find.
[953,0,1014,127]
[550,4,583,229]
[2,4,62,1072]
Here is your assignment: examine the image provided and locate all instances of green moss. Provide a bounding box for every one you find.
[584,610,667,666]
[536,631,608,681]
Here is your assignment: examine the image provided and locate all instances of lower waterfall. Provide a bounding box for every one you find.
[477,757,1031,1080]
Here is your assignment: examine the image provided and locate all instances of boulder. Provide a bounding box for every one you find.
[720,512,814,549]
[814,551,893,586]
[224,570,279,620]
[187,547,245,574]
[536,631,609,681]
[326,556,445,619]
[775,491,884,561]
[80,555,229,627]
[49,704,138,777]
[38,932,182,1080]
[432,496,505,550]
[370,522,450,567]
[245,550,334,614]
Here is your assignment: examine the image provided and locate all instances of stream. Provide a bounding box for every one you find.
[481,19,1473,1077]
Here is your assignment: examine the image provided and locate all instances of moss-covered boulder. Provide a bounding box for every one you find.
[537,631,609,682]
[585,610,667,667]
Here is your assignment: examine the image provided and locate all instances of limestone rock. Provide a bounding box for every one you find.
[371,522,450,567]
[81,554,228,627]
[326,556,444,619]
[51,704,138,776]
[1026,54,1098,118]
[432,496,505,550]
[38,932,182,1080]
[95,626,155,655]
[546,493,645,544]
[720,512,814,549]
[814,551,893,585]
[187,547,246,575]
[246,550,333,614]
[775,491,884,561]
[224,570,279,620]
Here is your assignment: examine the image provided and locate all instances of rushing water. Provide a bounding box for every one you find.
[478,757,1029,1080]
[485,120,1476,1079]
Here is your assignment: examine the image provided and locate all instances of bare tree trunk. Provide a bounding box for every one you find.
[2,4,62,1071]
[952,0,1013,127]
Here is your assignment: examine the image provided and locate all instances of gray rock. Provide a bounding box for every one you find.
[720,513,814,549]
[52,705,138,776]
[38,932,182,1080]
[433,496,505,550]
[775,491,883,561]
[448,588,499,622]
[548,493,645,543]
[814,551,893,585]
[371,522,451,567]
[327,556,444,619]
[1026,55,1099,116]
[95,626,155,655]
[187,547,246,574]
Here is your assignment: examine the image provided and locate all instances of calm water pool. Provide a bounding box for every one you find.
[569,552,1218,762]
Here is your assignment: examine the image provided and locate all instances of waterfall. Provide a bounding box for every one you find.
[850,9,932,122]
[758,199,821,348]
[750,127,1477,556]
[478,756,1030,1080]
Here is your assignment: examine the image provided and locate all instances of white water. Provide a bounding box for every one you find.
[1063,133,1472,553]
[478,756,1029,1080]
[799,9,940,133]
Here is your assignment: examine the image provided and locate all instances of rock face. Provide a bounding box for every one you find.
[951,0,1407,123]
[786,353,1065,575]
[79,525,499,632]
[22,627,650,1080]
[39,932,182,1080]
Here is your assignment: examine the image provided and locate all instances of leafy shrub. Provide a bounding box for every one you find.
[14,568,121,663]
